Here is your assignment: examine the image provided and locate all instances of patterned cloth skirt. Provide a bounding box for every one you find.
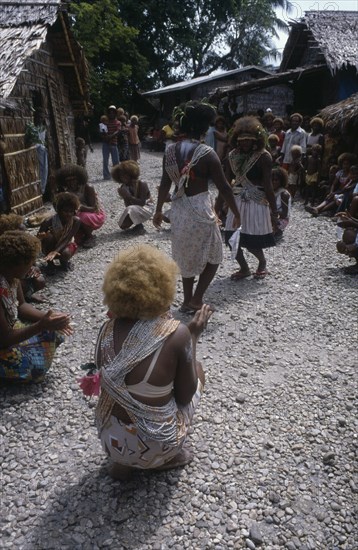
[225,196,275,249]
[118,203,154,227]
[0,322,64,383]
[171,191,223,278]
[98,380,202,469]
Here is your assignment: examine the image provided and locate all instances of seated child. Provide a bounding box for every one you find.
[336,219,358,275]
[304,143,322,205]
[287,145,305,199]
[317,163,338,203]
[306,157,357,217]
[0,231,72,382]
[112,160,154,232]
[271,167,291,241]
[37,192,81,273]
[335,165,358,214]
[0,213,45,302]
[55,164,106,248]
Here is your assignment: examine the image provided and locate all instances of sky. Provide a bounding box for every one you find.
[274,0,358,53]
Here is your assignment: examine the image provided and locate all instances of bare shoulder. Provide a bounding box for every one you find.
[165,322,191,350]
[139,179,150,191]
[259,150,273,167]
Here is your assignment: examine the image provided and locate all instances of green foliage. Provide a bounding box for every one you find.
[68,0,292,111]
[68,0,148,113]
[117,0,291,83]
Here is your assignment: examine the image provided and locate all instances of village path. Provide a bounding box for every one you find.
[1,145,357,550]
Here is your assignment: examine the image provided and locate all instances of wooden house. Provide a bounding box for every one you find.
[208,11,358,119]
[0,0,90,215]
[279,10,358,114]
[141,66,292,121]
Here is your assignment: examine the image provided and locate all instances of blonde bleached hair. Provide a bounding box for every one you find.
[229,116,266,149]
[103,245,179,319]
[111,160,140,183]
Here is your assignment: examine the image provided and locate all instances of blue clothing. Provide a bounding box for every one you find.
[36,144,49,193]
[102,142,119,180]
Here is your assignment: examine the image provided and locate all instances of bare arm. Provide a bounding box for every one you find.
[0,283,72,348]
[207,151,241,221]
[153,155,172,227]
[174,305,212,405]
[78,185,97,212]
[279,190,290,219]
[260,153,278,216]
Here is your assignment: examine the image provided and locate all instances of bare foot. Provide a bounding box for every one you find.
[28,292,46,303]
[230,270,251,280]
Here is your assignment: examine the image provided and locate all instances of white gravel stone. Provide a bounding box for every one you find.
[1,146,357,549]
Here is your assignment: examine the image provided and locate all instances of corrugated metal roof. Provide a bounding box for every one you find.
[142,66,273,96]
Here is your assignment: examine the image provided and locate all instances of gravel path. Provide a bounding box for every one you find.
[1,145,357,550]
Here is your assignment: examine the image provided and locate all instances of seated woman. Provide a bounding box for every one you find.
[112,160,154,233]
[94,245,212,479]
[0,213,45,302]
[0,231,72,382]
[37,192,81,273]
[56,164,106,248]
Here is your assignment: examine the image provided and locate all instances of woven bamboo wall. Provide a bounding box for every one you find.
[0,41,77,215]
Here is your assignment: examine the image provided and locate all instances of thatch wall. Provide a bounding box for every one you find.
[0,0,89,215]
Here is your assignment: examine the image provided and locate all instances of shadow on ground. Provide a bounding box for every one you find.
[27,466,183,549]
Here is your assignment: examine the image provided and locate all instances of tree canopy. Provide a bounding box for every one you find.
[68,0,291,110]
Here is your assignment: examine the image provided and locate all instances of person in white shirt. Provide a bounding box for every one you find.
[280,113,307,169]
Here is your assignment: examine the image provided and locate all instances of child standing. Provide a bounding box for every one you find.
[287,145,305,199]
[118,114,129,161]
[306,117,324,154]
[37,192,81,273]
[271,167,291,241]
[304,143,322,205]
[112,160,153,232]
[268,134,281,166]
[0,231,72,382]
[273,117,285,149]
[99,115,108,135]
[128,115,141,162]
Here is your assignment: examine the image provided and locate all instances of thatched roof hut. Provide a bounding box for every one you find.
[319,93,358,132]
[278,10,358,113]
[0,0,90,215]
[281,11,358,74]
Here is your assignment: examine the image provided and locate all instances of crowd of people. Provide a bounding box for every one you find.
[1,99,357,480]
